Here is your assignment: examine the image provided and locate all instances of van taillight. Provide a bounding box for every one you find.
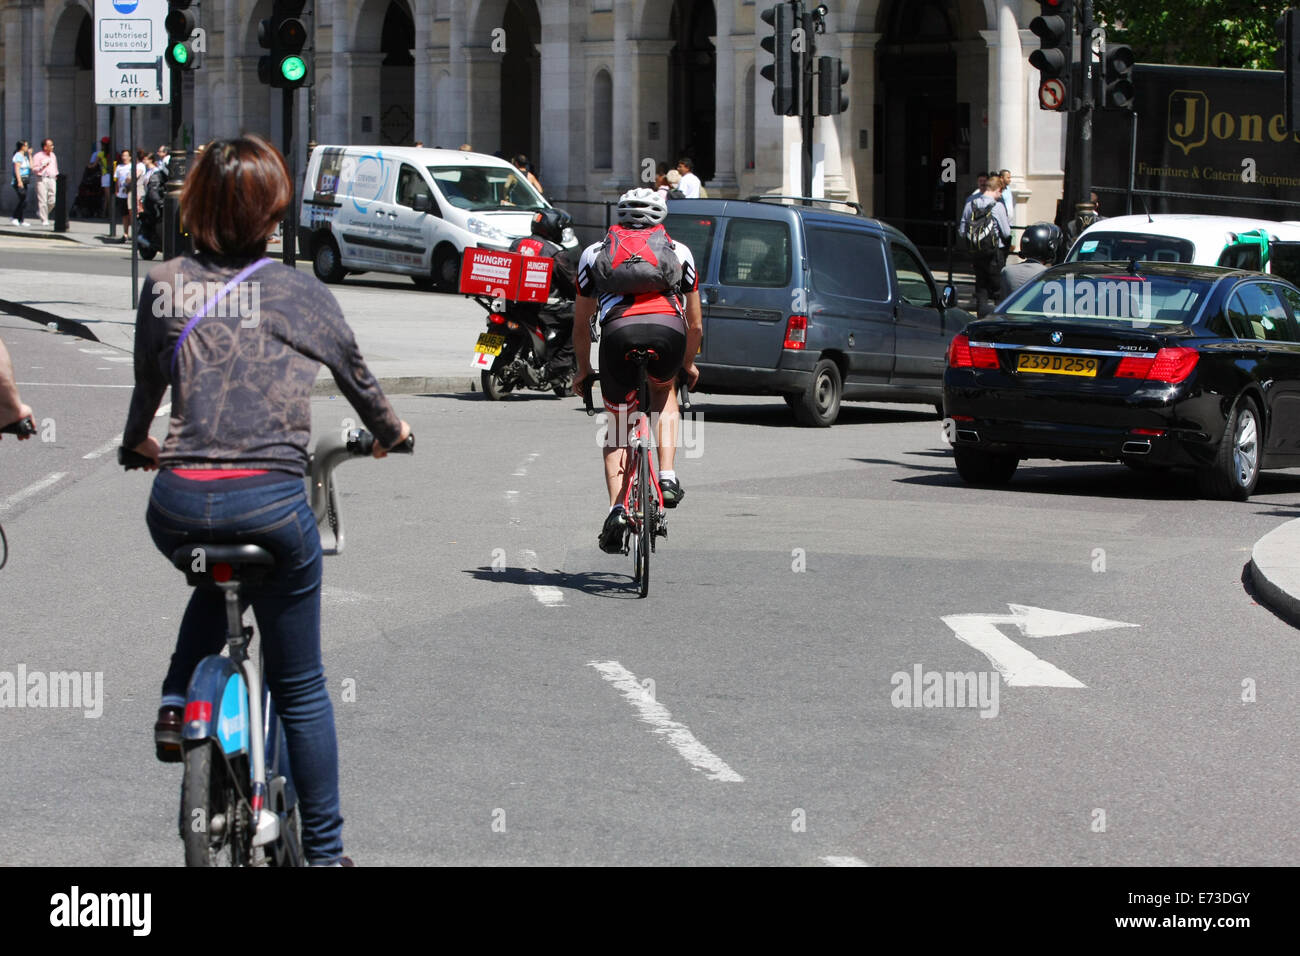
[784,315,808,350]
[946,334,998,369]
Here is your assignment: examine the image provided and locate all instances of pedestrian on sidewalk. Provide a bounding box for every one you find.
[113,148,141,240]
[10,140,31,226]
[958,176,1011,317]
[31,138,59,226]
[88,137,112,218]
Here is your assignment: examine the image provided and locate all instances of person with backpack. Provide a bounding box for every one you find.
[958,176,1011,317]
[571,188,703,553]
[508,207,579,380]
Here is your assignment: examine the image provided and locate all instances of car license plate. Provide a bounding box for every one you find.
[1017,353,1098,376]
[474,333,505,356]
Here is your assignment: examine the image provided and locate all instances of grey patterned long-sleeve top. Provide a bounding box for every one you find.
[123,253,403,474]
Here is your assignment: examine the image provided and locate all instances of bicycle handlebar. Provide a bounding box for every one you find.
[0,416,36,437]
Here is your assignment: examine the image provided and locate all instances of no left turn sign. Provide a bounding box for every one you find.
[1039,78,1065,111]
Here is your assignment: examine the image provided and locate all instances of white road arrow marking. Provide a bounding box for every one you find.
[940,604,1139,688]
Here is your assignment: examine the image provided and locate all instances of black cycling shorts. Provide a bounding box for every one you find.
[598,313,686,411]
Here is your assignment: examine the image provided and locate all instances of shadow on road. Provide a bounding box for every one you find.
[678,400,938,428]
[463,565,641,600]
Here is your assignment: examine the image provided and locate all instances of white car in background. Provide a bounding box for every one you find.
[299,145,577,292]
[1064,213,1300,280]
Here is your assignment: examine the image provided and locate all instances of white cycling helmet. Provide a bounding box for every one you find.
[616,187,667,227]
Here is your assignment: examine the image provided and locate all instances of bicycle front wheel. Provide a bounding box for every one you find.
[637,447,651,598]
[181,741,250,867]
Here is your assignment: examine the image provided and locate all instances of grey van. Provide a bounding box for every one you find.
[664,198,971,426]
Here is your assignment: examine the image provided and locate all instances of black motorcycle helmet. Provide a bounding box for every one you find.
[530,208,572,244]
[1019,221,1063,263]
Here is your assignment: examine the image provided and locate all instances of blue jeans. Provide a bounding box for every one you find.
[146,470,344,864]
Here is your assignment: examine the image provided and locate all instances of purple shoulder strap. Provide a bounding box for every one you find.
[169,258,272,379]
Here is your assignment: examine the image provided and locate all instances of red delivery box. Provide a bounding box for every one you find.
[460,247,520,297]
[514,255,554,303]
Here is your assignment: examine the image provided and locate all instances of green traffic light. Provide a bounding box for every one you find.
[280,56,306,82]
[170,42,190,66]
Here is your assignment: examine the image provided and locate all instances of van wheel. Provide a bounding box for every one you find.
[434,247,460,292]
[313,237,345,284]
[792,360,841,427]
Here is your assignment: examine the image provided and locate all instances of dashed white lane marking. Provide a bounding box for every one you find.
[588,660,744,783]
[0,472,67,514]
[513,452,539,477]
[83,435,123,460]
[520,549,564,606]
[821,856,869,867]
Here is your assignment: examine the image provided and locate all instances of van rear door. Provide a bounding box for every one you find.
[664,211,718,360]
[704,215,795,369]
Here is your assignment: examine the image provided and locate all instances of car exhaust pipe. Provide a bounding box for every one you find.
[1122,440,1152,455]
[956,429,980,443]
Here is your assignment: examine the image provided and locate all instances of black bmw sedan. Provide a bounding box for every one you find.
[943,261,1300,500]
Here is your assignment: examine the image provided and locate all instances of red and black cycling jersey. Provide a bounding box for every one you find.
[576,235,697,324]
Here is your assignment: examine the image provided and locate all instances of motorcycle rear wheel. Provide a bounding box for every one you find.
[481,368,513,401]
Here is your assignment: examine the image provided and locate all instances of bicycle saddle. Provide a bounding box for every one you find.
[171,543,276,586]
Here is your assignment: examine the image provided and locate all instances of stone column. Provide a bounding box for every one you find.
[833,32,879,208]
[224,0,237,132]
[413,0,432,143]
[446,0,468,148]
[996,0,1025,226]
[709,3,738,193]
[332,0,352,144]
[631,39,674,189]
[463,46,500,151]
[606,0,633,188]
[539,2,579,198]
[349,52,385,143]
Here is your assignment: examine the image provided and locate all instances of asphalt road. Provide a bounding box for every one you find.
[2,357,1298,865]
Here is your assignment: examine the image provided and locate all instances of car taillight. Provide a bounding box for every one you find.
[488,313,505,325]
[1115,347,1198,383]
[784,314,808,350]
[946,334,998,369]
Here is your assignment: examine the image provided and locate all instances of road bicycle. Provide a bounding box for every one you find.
[120,427,414,866]
[581,353,690,598]
[0,415,36,571]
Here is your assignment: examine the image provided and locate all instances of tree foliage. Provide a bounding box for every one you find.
[1095,0,1291,69]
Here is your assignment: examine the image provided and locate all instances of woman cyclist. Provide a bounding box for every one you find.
[122,134,410,867]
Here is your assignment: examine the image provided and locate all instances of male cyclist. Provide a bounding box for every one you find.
[572,188,702,553]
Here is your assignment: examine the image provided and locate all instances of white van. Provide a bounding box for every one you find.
[299,145,577,291]
[1064,213,1300,276]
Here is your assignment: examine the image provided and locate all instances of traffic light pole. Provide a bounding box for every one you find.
[282,88,296,267]
[164,64,184,261]
[801,15,815,204]
[1077,0,1095,227]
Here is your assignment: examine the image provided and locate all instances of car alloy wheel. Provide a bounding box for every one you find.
[1232,406,1259,488]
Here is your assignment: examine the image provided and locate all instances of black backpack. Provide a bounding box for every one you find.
[965,201,1000,254]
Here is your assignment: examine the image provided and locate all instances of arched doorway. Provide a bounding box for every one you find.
[877,0,960,246]
[669,0,716,182]
[379,0,415,145]
[48,3,96,167]
[499,0,540,162]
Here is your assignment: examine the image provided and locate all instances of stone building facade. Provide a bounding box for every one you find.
[1,0,1066,232]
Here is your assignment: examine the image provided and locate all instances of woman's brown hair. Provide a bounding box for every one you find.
[181,135,292,258]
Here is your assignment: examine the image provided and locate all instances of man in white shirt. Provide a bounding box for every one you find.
[675,157,701,199]
[998,168,1015,242]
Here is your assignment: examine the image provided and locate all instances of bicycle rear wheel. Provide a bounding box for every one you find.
[181,741,250,867]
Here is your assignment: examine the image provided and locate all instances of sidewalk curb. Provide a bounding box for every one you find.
[0,225,99,246]
[1248,518,1300,629]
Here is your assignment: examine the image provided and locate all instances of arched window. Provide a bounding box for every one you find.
[593,69,612,170]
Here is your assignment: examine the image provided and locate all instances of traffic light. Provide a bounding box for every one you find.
[760,3,802,117]
[816,56,848,116]
[1029,0,1074,111]
[259,0,311,90]
[1278,8,1300,133]
[1101,43,1134,109]
[164,0,199,71]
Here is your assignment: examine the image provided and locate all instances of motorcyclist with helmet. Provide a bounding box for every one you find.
[1000,222,1063,300]
[508,208,578,381]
